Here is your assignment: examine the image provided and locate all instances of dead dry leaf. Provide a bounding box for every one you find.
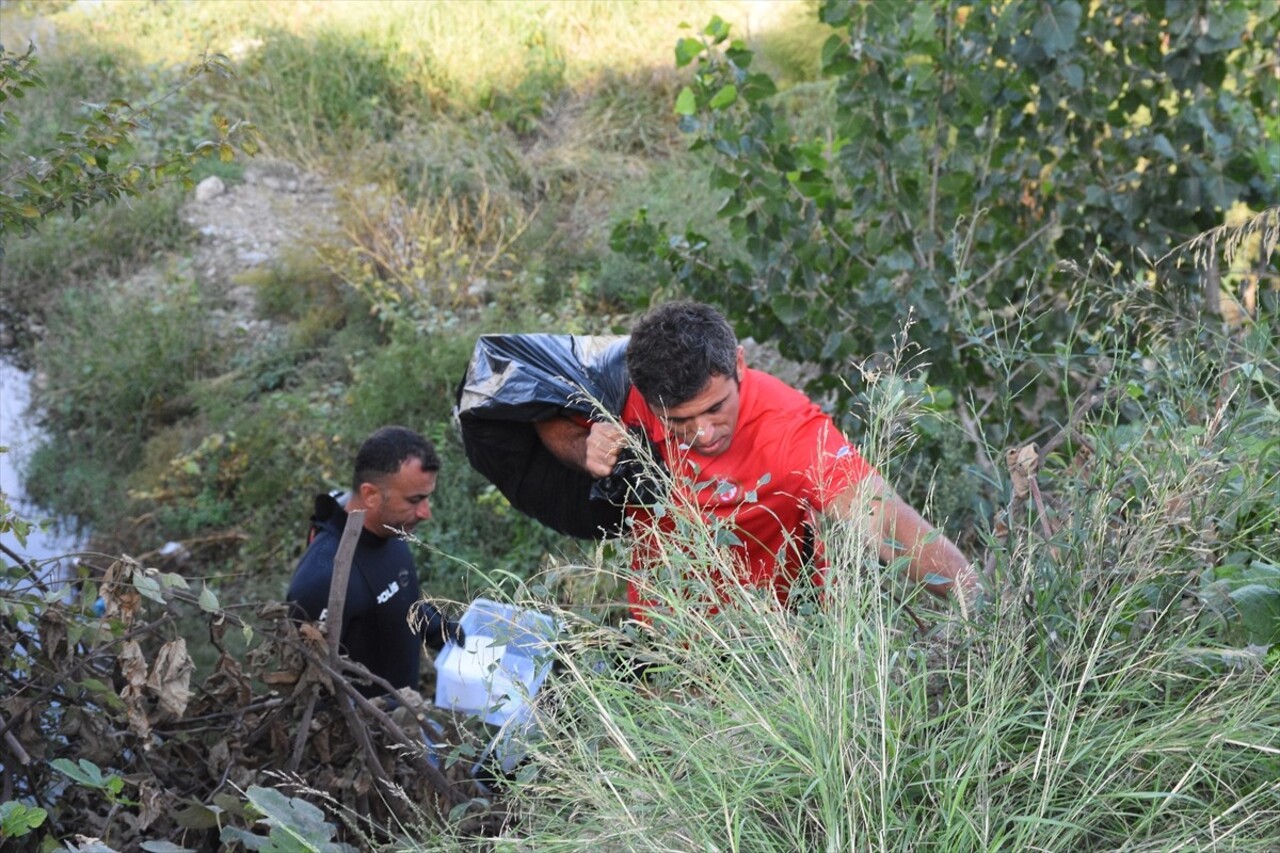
[261,670,301,686]
[119,639,152,740]
[206,651,253,706]
[1006,442,1040,500]
[101,559,143,627]
[206,738,231,779]
[299,622,326,644]
[38,607,69,663]
[147,637,194,719]
[135,779,166,831]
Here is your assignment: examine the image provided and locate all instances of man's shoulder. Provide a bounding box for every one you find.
[288,494,346,585]
[745,368,822,414]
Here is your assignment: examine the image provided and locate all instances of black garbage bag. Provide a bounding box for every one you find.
[455,334,662,540]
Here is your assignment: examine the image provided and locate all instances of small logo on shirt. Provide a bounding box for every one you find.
[712,477,742,504]
[376,581,401,605]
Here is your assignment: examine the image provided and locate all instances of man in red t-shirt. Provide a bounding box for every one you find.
[536,302,978,617]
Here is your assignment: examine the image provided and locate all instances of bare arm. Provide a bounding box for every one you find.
[829,473,979,602]
[534,416,627,478]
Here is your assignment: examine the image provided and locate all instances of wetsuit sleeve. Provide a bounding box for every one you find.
[412,600,465,651]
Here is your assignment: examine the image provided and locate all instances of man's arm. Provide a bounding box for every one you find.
[286,545,338,623]
[411,600,465,651]
[534,416,627,478]
[829,473,979,602]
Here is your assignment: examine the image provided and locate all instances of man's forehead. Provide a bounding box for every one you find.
[657,374,737,419]
[387,463,437,490]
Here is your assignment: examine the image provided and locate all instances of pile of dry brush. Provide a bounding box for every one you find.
[1,557,506,850]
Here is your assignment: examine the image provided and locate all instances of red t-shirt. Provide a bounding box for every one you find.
[619,368,873,615]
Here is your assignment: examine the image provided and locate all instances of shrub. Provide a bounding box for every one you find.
[0,187,188,336]
[24,274,221,529]
[485,304,1280,851]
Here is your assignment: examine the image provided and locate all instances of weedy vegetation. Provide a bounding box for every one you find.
[0,0,1276,849]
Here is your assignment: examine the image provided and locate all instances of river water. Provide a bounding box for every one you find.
[1,355,81,583]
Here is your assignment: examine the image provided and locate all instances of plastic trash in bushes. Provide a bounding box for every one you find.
[434,598,563,774]
[455,333,664,539]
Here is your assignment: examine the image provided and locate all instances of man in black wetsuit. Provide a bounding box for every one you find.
[287,425,462,696]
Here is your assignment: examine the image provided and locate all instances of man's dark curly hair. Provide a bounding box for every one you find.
[352,426,440,492]
[626,301,739,408]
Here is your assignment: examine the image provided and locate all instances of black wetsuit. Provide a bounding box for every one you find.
[286,493,456,695]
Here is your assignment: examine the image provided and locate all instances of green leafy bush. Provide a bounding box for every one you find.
[24,275,222,530]
[232,28,425,158]
[0,187,188,336]
[614,2,1280,421]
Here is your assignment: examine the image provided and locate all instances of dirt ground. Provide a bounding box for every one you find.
[178,158,340,330]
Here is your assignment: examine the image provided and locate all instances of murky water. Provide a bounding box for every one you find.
[1,355,81,584]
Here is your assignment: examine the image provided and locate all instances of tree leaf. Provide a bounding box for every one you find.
[0,801,48,838]
[708,84,738,110]
[675,37,704,68]
[1033,0,1081,56]
[219,827,268,851]
[1228,583,1280,645]
[703,15,730,42]
[147,637,194,717]
[243,786,356,852]
[199,583,220,613]
[52,757,109,788]
[133,572,164,603]
[674,86,697,116]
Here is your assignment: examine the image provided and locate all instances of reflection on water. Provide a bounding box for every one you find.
[1,355,81,587]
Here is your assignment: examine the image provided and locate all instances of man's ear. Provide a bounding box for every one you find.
[357,480,381,508]
[735,346,747,381]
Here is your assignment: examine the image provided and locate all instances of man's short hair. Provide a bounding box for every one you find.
[626,301,739,408]
[352,426,440,492]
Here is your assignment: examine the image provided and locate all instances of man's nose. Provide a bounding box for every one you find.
[416,500,432,521]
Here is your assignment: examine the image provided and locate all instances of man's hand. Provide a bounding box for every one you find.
[535,416,627,478]
[583,422,626,478]
[831,474,980,602]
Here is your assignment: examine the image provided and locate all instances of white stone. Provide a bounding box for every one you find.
[195,176,226,202]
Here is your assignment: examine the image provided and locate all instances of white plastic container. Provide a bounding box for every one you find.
[433,598,560,728]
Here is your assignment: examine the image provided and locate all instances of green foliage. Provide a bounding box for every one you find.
[232,28,424,158]
[0,800,47,839]
[614,1,1280,419]
[1201,560,1280,646]
[239,247,347,326]
[318,176,534,322]
[0,472,33,551]
[579,69,684,158]
[0,44,259,257]
[0,186,188,338]
[23,275,222,532]
[36,275,216,431]
[51,758,129,805]
[480,30,566,135]
[3,3,1279,848]
[220,786,355,853]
